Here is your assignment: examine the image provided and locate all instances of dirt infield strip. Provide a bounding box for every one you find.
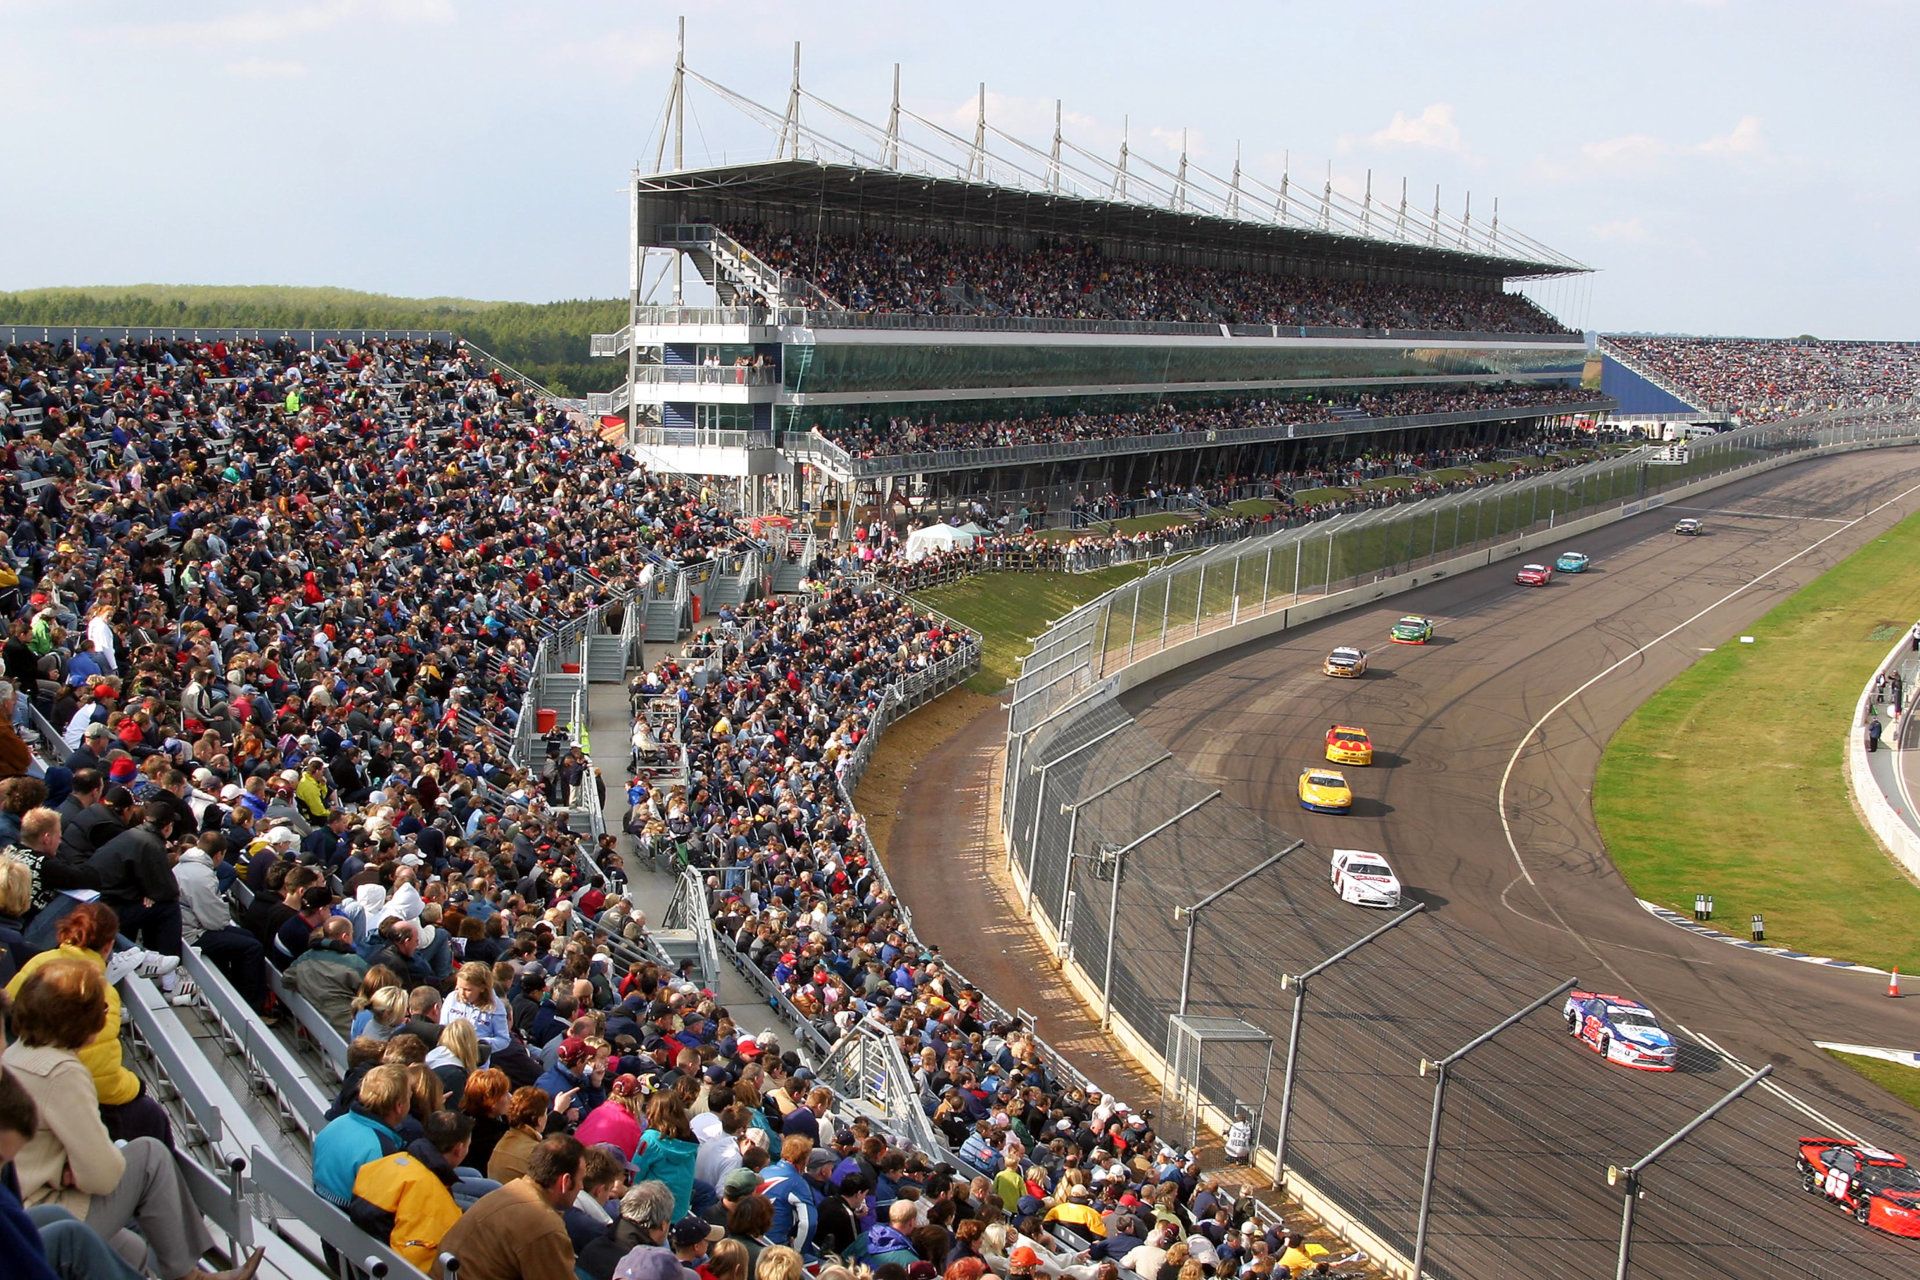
[858,693,1166,1108]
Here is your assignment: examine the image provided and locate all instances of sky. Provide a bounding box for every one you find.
[5,0,1915,338]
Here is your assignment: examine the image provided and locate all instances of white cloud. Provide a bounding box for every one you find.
[1578,115,1768,173]
[1592,216,1652,243]
[90,0,451,47]
[539,29,674,81]
[1341,103,1470,157]
[224,57,309,80]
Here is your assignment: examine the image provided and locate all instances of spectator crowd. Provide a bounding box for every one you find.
[808,384,1595,460]
[731,224,1573,337]
[1606,335,1920,424]
[0,331,1360,1280]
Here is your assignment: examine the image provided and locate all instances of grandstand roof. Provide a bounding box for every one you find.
[637,159,1579,283]
[635,32,1589,283]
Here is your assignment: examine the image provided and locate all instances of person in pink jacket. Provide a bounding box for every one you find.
[574,1071,648,1159]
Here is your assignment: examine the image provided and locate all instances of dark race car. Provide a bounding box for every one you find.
[1797,1137,1920,1236]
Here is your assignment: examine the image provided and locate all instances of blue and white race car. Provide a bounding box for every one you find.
[1554,551,1590,573]
[1563,990,1677,1072]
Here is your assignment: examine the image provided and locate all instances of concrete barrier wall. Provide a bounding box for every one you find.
[1845,621,1920,886]
[1107,440,1903,698]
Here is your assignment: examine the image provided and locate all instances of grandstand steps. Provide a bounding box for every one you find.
[771,555,809,594]
[644,596,686,644]
[585,633,626,683]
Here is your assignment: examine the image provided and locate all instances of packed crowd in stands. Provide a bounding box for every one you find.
[857,432,1617,592]
[0,332,1358,1279]
[1606,335,1920,424]
[810,384,1596,459]
[731,224,1574,336]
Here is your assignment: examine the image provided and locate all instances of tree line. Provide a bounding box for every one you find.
[0,285,628,396]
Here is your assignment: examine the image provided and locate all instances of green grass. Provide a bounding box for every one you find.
[1594,507,1920,974]
[1229,498,1281,517]
[1029,511,1194,543]
[1825,1051,1920,1112]
[916,565,1158,692]
[1428,467,1475,484]
[1287,486,1356,505]
[1361,475,1417,492]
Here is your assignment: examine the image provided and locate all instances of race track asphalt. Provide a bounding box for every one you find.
[1102,447,1920,1279]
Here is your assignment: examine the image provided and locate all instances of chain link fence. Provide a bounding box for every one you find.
[1000,403,1920,1280]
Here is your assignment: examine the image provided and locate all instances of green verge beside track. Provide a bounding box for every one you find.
[1595,508,1920,975]
[917,566,1155,693]
[1824,1051,1920,1113]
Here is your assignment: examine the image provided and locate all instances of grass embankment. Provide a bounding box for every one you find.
[1594,507,1920,974]
[1825,1051,1920,1113]
[918,565,1155,693]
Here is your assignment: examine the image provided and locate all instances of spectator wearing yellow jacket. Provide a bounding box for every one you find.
[351,1111,472,1270]
[295,758,332,824]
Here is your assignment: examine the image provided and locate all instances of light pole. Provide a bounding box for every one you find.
[1174,840,1305,1017]
[1609,1064,1772,1280]
[1410,978,1576,1280]
[1055,753,1170,927]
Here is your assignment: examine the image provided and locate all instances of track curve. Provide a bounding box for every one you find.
[1113,447,1920,1278]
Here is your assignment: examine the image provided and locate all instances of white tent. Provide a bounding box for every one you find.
[904,523,976,562]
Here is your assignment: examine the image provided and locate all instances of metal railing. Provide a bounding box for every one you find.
[816,1021,954,1159]
[665,871,725,991]
[811,396,1616,478]
[772,305,1582,345]
[637,363,778,386]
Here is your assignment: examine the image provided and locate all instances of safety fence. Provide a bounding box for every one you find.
[999,402,1920,1280]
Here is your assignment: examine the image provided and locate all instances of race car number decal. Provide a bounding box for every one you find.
[1824,1167,1851,1199]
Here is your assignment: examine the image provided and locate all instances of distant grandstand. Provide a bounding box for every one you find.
[588,39,1610,536]
[1602,334,1920,424]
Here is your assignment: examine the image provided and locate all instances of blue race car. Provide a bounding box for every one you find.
[1563,990,1676,1072]
[1554,551,1590,573]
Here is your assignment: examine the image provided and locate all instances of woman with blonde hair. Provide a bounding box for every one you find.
[426,1015,479,1098]
[2,958,263,1280]
[5,901,172,1145]
[354,986,409,1043]
[755,1244,805,1280]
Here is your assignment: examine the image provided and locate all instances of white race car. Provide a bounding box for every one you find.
[1330,848,1403,908]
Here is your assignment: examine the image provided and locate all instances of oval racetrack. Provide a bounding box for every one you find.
[1112,447,1920,1278]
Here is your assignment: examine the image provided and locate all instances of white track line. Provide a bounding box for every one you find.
[1680,1025,1863,1142]
[1499,474,1920,888]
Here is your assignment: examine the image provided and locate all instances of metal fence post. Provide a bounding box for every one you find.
[1324,529,1336,592]
[1609,1064,1772,1280]
[1411,979,1577,1280]
[1261,547,1274,609]
[1272,904,1424,1184]
[1160,572,1173,650]
[1194,562,1206,631]
[1128,587,1141,662]
[1176,839,1304,1017]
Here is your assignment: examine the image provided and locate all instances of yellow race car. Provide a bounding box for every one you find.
[1298,768,1354,814]
[1325,725,1373,766]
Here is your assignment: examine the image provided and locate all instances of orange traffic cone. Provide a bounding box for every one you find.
[1891,969,1902,998]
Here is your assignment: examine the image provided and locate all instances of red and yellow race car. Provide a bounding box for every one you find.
[1796,1137,1920,1236]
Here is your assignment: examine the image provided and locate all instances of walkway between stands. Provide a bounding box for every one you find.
[581,634,786,1043]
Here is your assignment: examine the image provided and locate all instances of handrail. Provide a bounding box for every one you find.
[814,397,1616,478]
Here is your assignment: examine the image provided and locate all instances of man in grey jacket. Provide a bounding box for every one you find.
[175,832,272,1015]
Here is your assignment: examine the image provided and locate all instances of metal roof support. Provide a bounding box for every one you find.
[776,41,802,160]
[884,64,900,169]
[1489,197,1500,254]
[1429,184,1442,246]
[1174,130,1189,213]
[1275,152,1290,225]
[1113,117,1130,200]
[1227,143,1242,219]
[968,82,987,181]
[1319,160,1332,230]
[1396,176,1408,239]
[1460,191,1472,250]
[1049,100,1063,194]
[1361,169,1373,236]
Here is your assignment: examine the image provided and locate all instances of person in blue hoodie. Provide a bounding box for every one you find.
[848,1198,921,1269]
[312,1063,408,1207]
[629,1094,700,1219]
[536,1036,607,1128]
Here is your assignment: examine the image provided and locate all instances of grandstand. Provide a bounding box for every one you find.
[1601,334,1920,423]
[586,44,1610,537]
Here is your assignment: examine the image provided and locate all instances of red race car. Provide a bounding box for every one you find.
[1796,1137,1920,1236]
[1515,563,1553,587]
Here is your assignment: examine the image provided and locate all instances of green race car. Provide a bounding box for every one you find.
[1389,615,1434,645]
